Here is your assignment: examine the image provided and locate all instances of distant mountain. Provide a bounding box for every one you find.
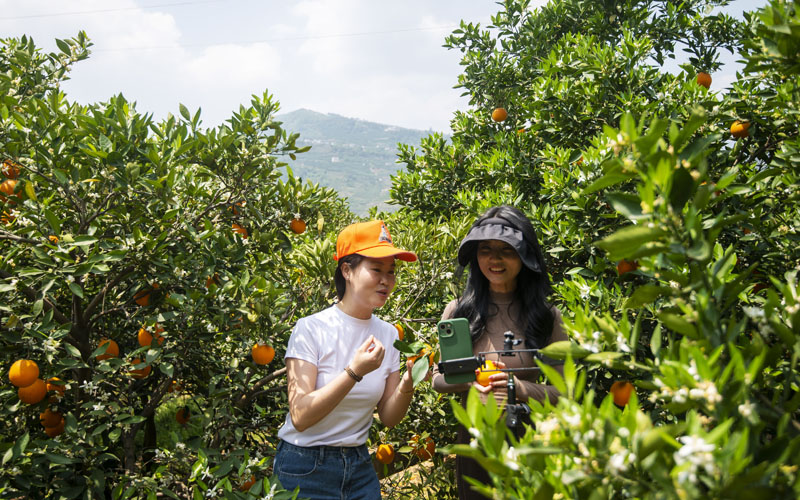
[276,109,437,215]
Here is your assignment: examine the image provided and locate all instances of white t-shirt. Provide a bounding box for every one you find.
[277,305,401,447]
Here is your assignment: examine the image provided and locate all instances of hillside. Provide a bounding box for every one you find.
[276,109,437,215]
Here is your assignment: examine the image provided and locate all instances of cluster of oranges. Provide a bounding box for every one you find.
[8,359,66,436]
[374,434,436,466]
[1,159,21,224]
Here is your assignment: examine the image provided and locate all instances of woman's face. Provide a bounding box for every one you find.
[476,239,522,293]
[342,256,396,314]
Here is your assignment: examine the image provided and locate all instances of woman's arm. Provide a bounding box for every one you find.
[375,360,415,427]
[287,335,385,432]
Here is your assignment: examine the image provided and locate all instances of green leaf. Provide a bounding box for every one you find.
[651,324,662,356]
[411,357,429,386]
[537,361,566,395]
[669,167,694,211]
[179,103,191,120]
[624,285,671,309]
[658,313,698,339]
[539,341,590,360]
[68,282,84,299]
[606,192,644,220]
[595,225,667,260]
[24,180,37,202]
[2,432,29,465]
[44,208,61,234]
[584,352,625,362]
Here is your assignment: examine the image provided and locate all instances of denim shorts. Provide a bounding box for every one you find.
[274,440,380,500]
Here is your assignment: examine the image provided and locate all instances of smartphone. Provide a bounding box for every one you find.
[437,318,476,384]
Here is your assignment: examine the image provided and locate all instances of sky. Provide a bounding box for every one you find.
[1,0,760,133]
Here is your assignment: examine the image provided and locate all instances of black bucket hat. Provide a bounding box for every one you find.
[457,217,541,272]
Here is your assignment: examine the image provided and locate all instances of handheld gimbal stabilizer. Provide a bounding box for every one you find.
[437,331,559,432]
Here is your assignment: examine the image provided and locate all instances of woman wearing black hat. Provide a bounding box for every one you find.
[432,205,567,500]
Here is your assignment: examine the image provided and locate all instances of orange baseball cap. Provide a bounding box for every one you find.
[334,220,417,262]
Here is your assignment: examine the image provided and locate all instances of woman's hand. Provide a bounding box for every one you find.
[350,335,385,377]
[471,360,510,400]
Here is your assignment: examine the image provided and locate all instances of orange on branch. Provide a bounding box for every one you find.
[9,359,39,387]
[414,436,435,460]
[239,476,256,491]
[40,409,63,428]
[375,443,395,464]
[175,407,190,425]
[134,283,159,307]
[290,217,307,234]
[252,343,275,365]
[96,339,119,361]
[138,324,165,347]
[0,178,18,203]
[610,380,635,406]
[232,222,248,239]
[475,359,501,387]
[730,121,750,139]
[46,377,66,394]
[395,323,404,341]
[205,273,220,289]
[18,378,47,404]
[616,259,639,276]
[44,419,65,437]
[491,107,508,122]
[129,358,151,379]
[2,159,21,179]
[696,72,712,88]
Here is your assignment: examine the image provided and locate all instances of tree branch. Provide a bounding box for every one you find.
[0,269,69,324]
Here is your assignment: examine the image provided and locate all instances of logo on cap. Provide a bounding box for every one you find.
[379,223,392,244]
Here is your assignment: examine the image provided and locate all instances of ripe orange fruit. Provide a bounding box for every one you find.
[44,418,65,437]
[491,107,508,122]
[228,201,244,216]
[2,159,21,179]
[252,343,275,365]
[40,408,63,428]
[232,223,248,239]
[175,407,190,425]
[239,475,256,491]
[696,72,712,88]
[167,379,183,393]
[129,358,151,379]
[0,178,18,203]
[205,273,220,289]
[96,339,120,361]
[375,443,394,464]
[133,283,159,306]
[138,324,165,347]
[9,359,40,387]
[730,121,750,139]
[409,347,435,367]
[46,377,66,394]
[475,359,501,387]
[610,380,634,406]
[48,235,59,244]
[616,259,639,276]
[414,436,435,460]
[290,217,307,234]
[18,378,47,404]
[395,323,404,341]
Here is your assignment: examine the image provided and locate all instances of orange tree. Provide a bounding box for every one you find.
[388,0,798,498]
[0,33,352,497]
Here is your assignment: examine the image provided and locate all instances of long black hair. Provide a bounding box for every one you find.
[334,254,365,301]
[452,206,554,349]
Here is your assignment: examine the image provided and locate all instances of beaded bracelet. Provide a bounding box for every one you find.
[344,366,362,382]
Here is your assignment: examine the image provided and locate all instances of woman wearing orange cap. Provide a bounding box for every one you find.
[275,220,419,499]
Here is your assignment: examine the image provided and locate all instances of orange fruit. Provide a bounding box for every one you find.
[730,121,750,139]
[290,217,307,234]
[239,475,256,491]
[40,408,63,428]
[610,381,634,406]
[46,377,66,394]
[491,107,508,122]
[133,283,159,307]
[232,223,248,239]
[129,358,151,379]
[616,259,639,276]
[2,159,21,179]
[9,359,40,387]
[0,178,18,203]
[175,407,190,425]
[375,443,394,464]
[44,418,65,437]
[475,359,501,387]
[252,343,275,365]
[414,436,435,460]
[228,201,244,216]
[96,339,120,361]
[167,379,183,393]
[138,324,165,347]
[18,378,47,404]
[48,235,59,244]
[696,72,712,89]
[205,273,220,289]
[394,323,404,341]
